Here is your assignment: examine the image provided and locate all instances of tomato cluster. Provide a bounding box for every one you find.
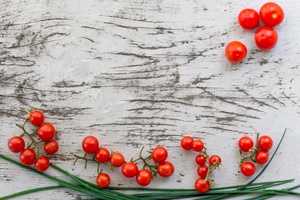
[238,135,273,176]
[181,136,222,193]
[7,110,59,172]
[78,136,175,188]
[226,2,284,63]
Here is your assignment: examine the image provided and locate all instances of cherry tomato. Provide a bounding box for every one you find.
[35,156,50,172]
[258,135,273,151]
[195,178,210,193]
[44,140,59,155]
[197,165,208,178]
[152,146,168,163]
[255,26,278,50]
[82,136,99,154]
[255,150,269,164]
[238,8,259,29]
[209,155,221,166]
[29,110,45,126]
[110,152,125,167]
[259,2,284,27]
[37,123,56,141]
[95,147,110,163]
[192,139,204,152]
[122,162,139,178]
[195,154,207,165]
[181,136,194,150]
[157,161,174,177]
[240,161,256,176]
[136,169,152,186]
[19,148,36,166]
[238,136,254,152]
[225,41,247,63]
[96,173,110,188]
[8,136,25,153]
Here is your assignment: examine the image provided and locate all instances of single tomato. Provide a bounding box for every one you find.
[259,2,284,27]
[225,41,247,63]
[238,8,259,29]
[255,26,278,50]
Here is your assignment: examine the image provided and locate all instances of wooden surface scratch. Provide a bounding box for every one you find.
[1,0,300,199]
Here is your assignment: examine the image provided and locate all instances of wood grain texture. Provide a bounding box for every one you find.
[1,0,300,199]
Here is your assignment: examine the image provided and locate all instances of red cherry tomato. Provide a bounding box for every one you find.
[259,2,284,27]
[35,156,50,172]
[238,136,254,152]
[240,161,256,176]
[181,136,194,150]
[195,154,207,165]
[110,152,125,167]
[95,147,110,163]
[209,155,222,166]
[136,169,152,186]
[255,26,278,50]
[37,123,56,141]
[8,136,25,153]
[152,146,168,163]
[82,136,99,154]
[192,139,204,152]
[157,161,175,177]
[44,140,59,155]
[19,148,36,166]
[197,165,208,178]
[96,173,110,188]
[29,110,45,126]
[255,150,269,164]
[238,8,259,29]
[225,41,247,63]
[122,162,139,178]
[258,135,273,151]
[195,178,210,193]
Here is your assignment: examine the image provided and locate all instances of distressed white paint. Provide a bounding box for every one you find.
[0,0,300,199]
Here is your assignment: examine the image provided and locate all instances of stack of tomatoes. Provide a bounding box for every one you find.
[238,135,273,176]
[8,110,59,172]
[81,136,174,188]
[226,2,284,63]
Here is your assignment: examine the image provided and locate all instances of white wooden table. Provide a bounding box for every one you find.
[1,0,299,199]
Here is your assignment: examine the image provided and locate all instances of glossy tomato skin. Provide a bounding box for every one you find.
[209,155,222,166]
[195,178,210,193]
[180,136,194,150]
[240,161,256,176]
[82,136,99,154]
[19,148,36,166]
[255,26,278,50]
[225,41,247,63]
[181,136,194,150]
[44,140,59,155]
[96,173,110,188]
[152,146,168,163]
[95,147,110,163]
[195,154,207,165]
[110,152,125,167]
[29,110,45,126]
[192,139,204,152]
[258,135,273,151]
[35,156,50,172]
[197,165,208,178]
[8,136,25,153]
[136,169,152,186]
[157,161,175,177]
[238,9,259,29]
[259,2,284,27]
[255,150,269,164]
[238,136,254,152]
[37,123,56,141]
[122,162,139,178]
